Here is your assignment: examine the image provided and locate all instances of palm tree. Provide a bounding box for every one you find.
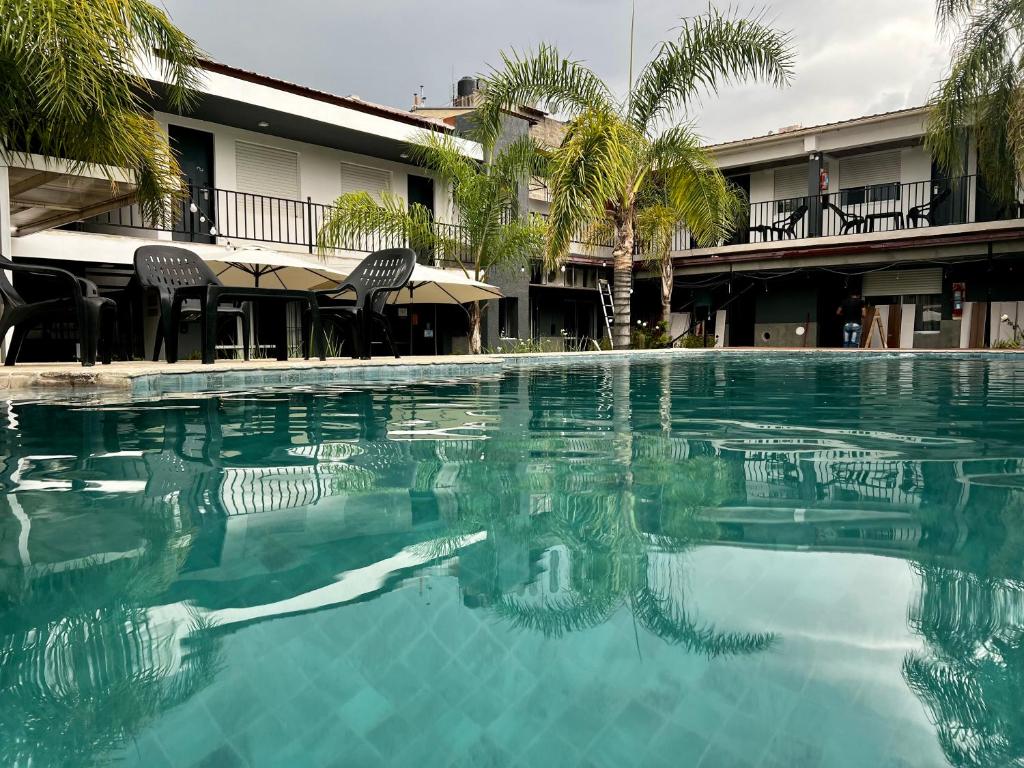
[0,0,201,222]
[634,181,703,328]
[927,0,1024,206]
[318,132,546,353]
[473,9,793,348]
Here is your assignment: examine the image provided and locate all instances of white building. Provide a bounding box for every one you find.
[639,106,1024,349]
[2,58,485,361]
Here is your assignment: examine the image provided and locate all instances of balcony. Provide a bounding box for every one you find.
[72,185,611,266]
[72,185,476,268]
[671,175,1024,261]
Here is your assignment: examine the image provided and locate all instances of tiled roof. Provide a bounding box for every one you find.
[708,105,929,151]
[197,59,453,132]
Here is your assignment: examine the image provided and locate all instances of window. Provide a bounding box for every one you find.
[840,182,901,207]
[236,142,300,199]
[340,162,392,201]
[234,142,301,242]
[838,151,901,207]
[773,166,807,213]
[499,297,519,338]
[912,294,942,333]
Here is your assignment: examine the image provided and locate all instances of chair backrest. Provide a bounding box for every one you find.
[134,245,221,294]
[344,248,416,310]
[825,202,848,221]
[788,204,809,225]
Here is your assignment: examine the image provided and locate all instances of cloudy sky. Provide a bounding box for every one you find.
[159,0,951,144]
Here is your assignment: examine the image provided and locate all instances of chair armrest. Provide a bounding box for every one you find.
[317,282,356,300]
[0,256,87,296]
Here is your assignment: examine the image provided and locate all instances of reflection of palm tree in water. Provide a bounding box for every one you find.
[903,562,1024,768]
[0,508,223,767]
[425,364,775,657]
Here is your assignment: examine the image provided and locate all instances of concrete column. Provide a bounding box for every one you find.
[807,152,823,238]
[0,159,12,362]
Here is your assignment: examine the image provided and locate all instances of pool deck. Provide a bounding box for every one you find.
[0,347,1019,395]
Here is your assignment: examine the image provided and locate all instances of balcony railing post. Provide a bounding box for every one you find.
[188,183,197,242]
[306,196,314,253]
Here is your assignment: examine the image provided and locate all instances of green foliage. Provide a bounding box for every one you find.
[927,0,1024,204]
[0,0,202,223]
[318,134,546,281]
[680,332,716,348]
[631,321,671,349]
[474,8,791,345]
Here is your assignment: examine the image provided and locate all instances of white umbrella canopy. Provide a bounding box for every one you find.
[387,264,503,305]
[205,248,348,290]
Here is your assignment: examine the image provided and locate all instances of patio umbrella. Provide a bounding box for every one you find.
[205,248,347,289]
[386,264,503,305]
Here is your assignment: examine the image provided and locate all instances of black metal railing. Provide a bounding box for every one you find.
[85,184,476,267]
[675,175,1023,252]
[83,184,613,267]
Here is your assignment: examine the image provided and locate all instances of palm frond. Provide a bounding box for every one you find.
[0,0,202,221]
[651,127,747,246]
[473,44,614,147]
[316,191,435,256]
[629,7,793,132]
[631,587,777,658]
[927,0,1024,203]
[492,591,619,638]
[544,107,643,265]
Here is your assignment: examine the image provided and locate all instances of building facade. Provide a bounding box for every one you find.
[3,59,484,361]
[634,107,1024,349]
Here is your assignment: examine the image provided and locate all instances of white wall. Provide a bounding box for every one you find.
[153,112,453,219]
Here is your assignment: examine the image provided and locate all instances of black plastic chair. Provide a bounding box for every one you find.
[0,256,116,366]
[133,245,326,364]
[907,188,952,228]
[311,248,416,360]
[749,204,808,241]
[825,202,868,235]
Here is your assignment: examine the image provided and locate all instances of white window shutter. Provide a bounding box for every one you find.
[863,268,942,296]
[840,151,901,189]
[340,162,392,201]
[235,141,301,200]
[774,166,807,200]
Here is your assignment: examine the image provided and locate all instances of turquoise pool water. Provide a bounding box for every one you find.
[2,355,1024,767]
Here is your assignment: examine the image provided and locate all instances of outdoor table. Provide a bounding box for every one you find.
[865,211,904,232]
[198,288,326,365]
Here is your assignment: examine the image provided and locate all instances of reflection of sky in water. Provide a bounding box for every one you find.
[1,356,1024,767]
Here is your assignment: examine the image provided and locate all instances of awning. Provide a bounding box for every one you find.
[7,155,138,237]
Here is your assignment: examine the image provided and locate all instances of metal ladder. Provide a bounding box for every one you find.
[598,279,614,343]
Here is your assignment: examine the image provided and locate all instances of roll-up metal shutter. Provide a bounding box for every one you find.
[773,166,807,200]
[840,151,900,188]
[235,142,301,200]
[340,162,392,201]
[863,268,942,297]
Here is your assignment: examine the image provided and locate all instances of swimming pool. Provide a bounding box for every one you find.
[2,354,1023,767]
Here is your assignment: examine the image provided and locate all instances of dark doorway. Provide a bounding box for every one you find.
[407,175,435,217]
[726,174,752,245]
[169,125,215,243]
[726,282,756,346]
[930,158,969,226]
[817,280,849,348]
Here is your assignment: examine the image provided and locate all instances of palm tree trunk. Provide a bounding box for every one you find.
[660,248,673,328]
[468,300,482,354]
[612,217,635,349]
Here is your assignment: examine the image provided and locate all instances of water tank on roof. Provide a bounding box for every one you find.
[457,76,478,98]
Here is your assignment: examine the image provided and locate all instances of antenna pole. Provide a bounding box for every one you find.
[627,0,636,111]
